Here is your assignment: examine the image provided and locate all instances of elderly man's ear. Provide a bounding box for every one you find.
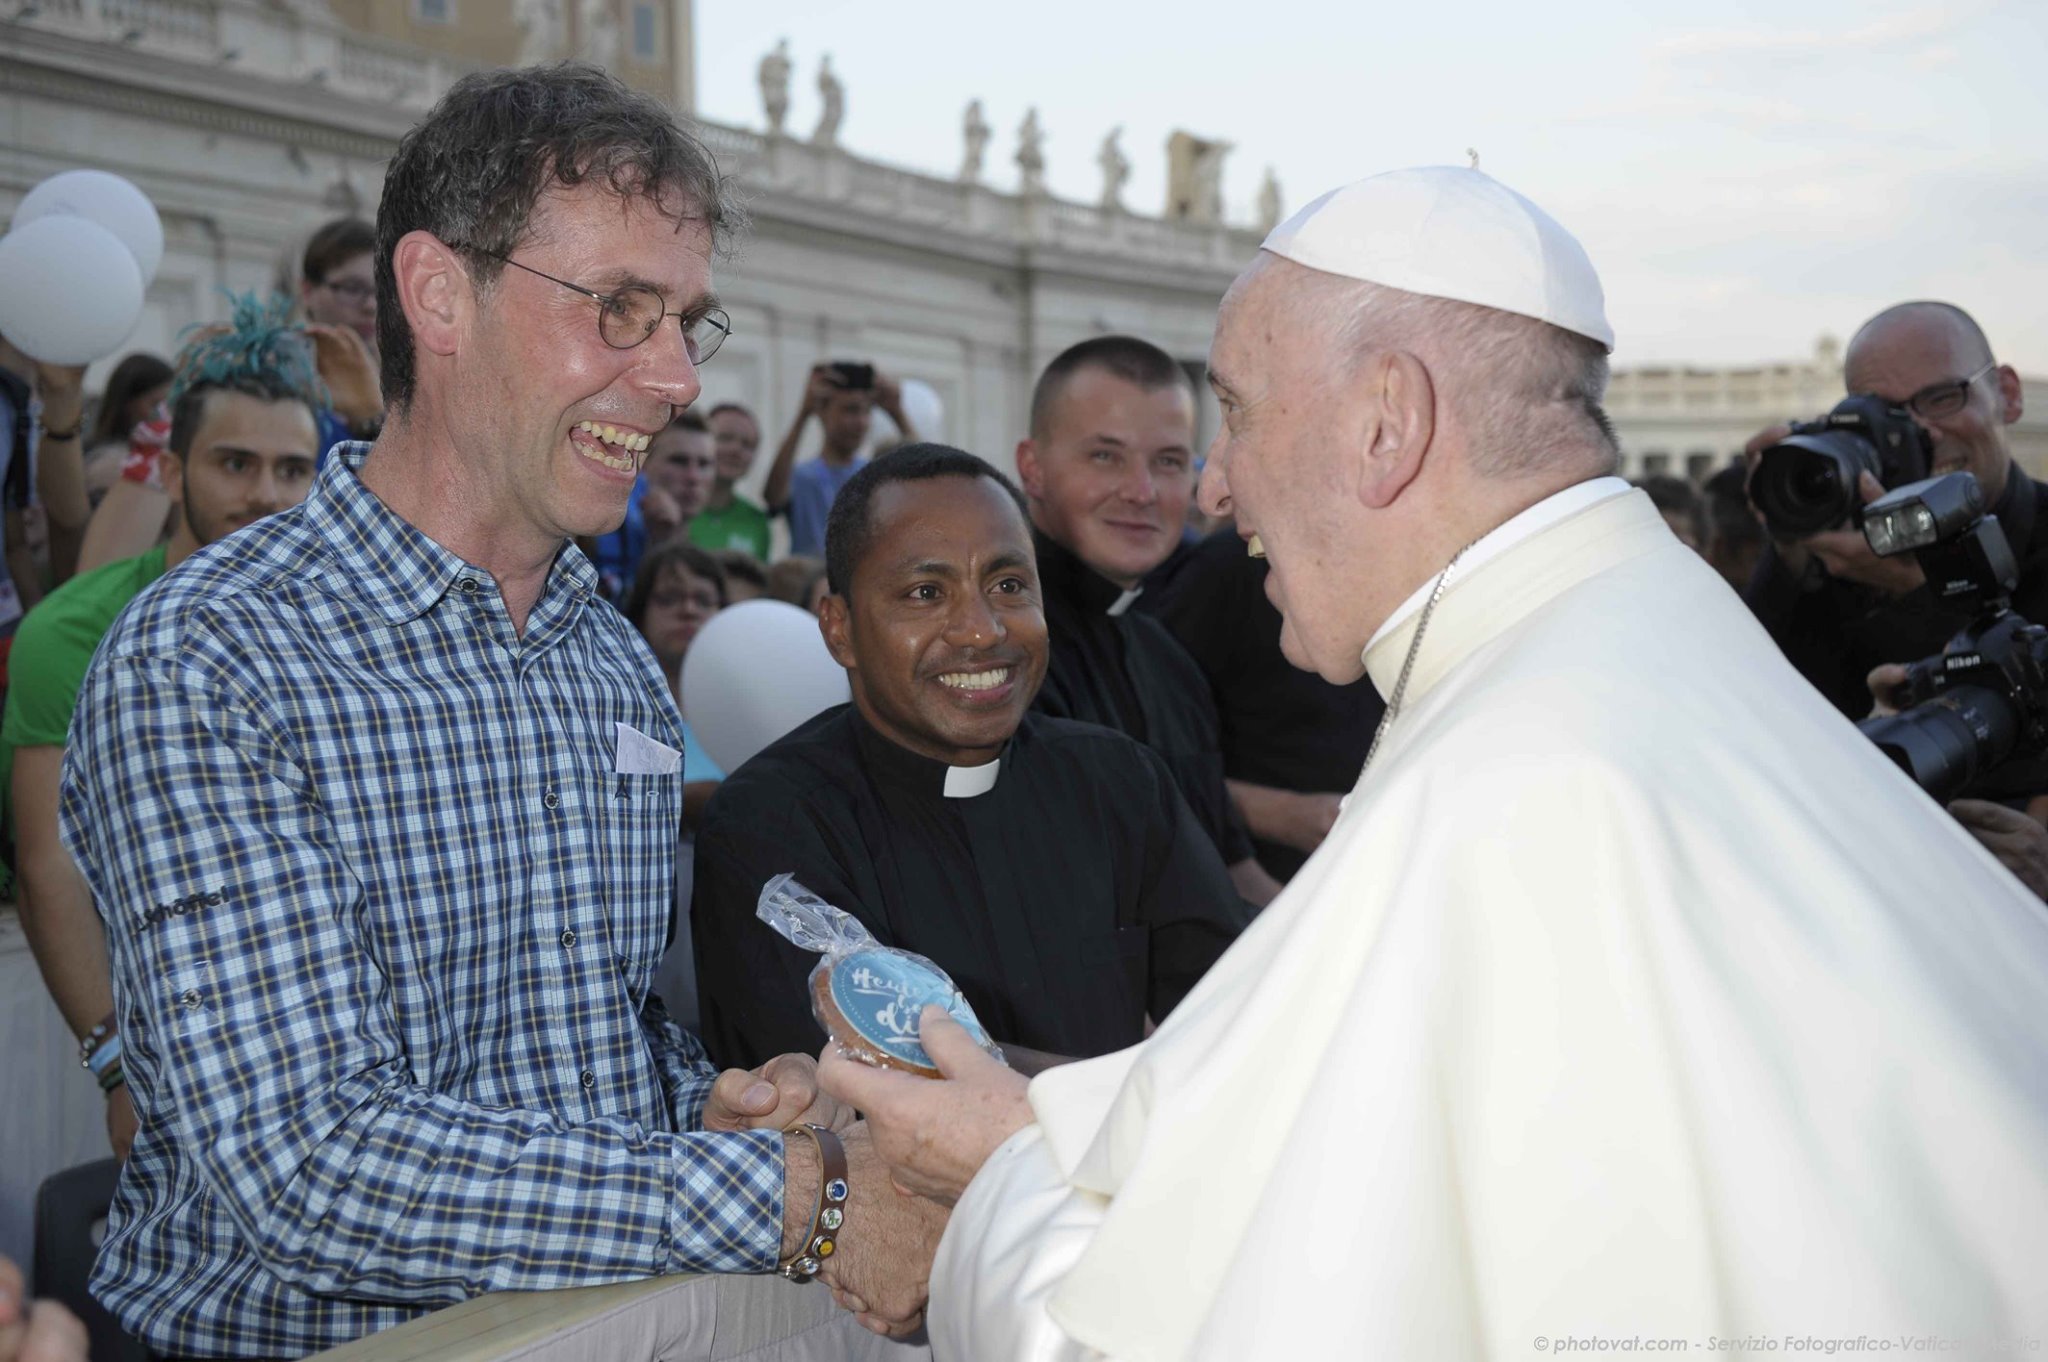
[1356,351,1435,511]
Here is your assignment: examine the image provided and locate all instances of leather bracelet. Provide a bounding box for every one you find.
[85,1032,123,1079]
[79,1011,117,1066]
[777,1123,848,1283]
[36,418,83,442]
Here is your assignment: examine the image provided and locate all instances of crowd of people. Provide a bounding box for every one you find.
[0,60,2043,1362]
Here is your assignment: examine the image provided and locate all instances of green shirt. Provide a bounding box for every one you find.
[687,495,771,562]
[1,544,169,834]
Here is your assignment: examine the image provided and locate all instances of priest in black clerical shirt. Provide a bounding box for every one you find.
[1015,335,1284,907]
[692,444,1250,1071]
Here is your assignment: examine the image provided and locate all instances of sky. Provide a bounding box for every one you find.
[694,0,2048,373]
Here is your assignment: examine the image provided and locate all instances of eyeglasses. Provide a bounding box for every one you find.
[462,247,731,364]
[319,279,375,303]
[1905,360,1996,422]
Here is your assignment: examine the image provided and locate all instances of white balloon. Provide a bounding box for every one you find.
[14,169,165,287]
[0,217,145,366]
[681,599,850,775]
[896,378,944,442]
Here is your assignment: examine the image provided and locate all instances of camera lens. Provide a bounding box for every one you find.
[1752,435,1871,539]
[1857,683,2020,804]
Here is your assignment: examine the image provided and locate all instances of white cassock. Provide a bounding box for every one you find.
[930,479,2048,1361]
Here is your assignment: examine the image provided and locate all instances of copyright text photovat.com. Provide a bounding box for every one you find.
[1534,1335,2044,1356]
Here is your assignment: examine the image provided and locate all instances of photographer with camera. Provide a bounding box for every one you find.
[1744,302,2041,716]
[1745,301,2048,896]
[762,361,917,558]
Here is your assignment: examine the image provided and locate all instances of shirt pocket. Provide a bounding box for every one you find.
[578,766,683,994]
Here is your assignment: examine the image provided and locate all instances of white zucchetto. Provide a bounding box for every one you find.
[1262,166,1614,351]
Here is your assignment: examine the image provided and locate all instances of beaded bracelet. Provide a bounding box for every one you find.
[777,1123,848,1283]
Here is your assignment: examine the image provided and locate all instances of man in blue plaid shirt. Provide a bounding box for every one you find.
[59,66,943,1359]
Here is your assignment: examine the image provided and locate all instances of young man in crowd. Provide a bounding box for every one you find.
[1017,336,1281,907]
[6,294,323,1162]
[690,401,773,559]
[692,445,1248,1070]
[592,409,716,598]
[763,362,917,557]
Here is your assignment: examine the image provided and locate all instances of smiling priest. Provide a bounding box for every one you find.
[692,445,1249,1074]
[818,168,2048,1356]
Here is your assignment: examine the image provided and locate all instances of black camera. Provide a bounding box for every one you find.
[1750,393,1934,539]
[1856,472,2048,803]
[827,361,876,391]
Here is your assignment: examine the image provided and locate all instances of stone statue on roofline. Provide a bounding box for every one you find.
[812,54,845,148]
[758,38,792,136]
[1098,127,1130,212]
[960,99,991,184]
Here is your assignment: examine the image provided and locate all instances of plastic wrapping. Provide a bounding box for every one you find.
[757,873,1004,1076]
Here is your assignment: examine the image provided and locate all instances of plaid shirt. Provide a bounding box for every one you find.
[60,443,785,1360]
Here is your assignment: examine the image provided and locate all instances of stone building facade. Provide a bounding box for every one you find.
[1,0,1254,495]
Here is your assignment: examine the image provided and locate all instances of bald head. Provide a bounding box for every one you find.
[1846,302,1992,389]
[1843,300,2018,503]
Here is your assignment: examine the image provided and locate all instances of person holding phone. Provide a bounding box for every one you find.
[763,360,917,557]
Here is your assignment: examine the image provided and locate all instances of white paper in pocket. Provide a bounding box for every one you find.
[614,722,683,776]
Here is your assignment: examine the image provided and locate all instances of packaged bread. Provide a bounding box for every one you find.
[756,873,1003,1077]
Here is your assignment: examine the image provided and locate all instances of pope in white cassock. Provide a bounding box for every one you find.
[819,167,2048,1360]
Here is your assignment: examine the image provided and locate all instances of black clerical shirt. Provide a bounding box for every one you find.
[1144,527,1385,881]
[1031,528,1256,868]
[690,706,1250,1070]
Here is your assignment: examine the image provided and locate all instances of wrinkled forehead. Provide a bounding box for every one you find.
[1213,255,1322,382]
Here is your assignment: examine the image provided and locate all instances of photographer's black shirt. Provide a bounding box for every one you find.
[1745,464,2048,721]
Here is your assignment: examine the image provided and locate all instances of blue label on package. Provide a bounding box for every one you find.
[827,948,992,1069]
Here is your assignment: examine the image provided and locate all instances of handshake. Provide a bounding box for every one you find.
[708,1010,1037,1338]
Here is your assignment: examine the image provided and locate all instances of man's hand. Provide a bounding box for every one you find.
[702,1052,854,1133]
[800,364,843,418]
[1796,472,1926,595]
[0,1255,88,1362]
[818,1005,1032,1206]
[108,1083,137,1161]
[303,322,383,429]
[29,363,85,418]
[870,369,913,435]
[1284,791,1342,853]
[816,1122,950,1338]
[1950,800,2048,901]
[1866,662,1912,718]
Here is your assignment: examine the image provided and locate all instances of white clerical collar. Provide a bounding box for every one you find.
[1106,586,1143,617]
[1364,476,1633,656]
[943,757,1002,798]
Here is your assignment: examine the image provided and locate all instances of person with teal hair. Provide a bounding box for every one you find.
[5,290,323,1163]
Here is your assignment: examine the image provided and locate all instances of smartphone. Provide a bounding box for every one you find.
[828,361,876,391]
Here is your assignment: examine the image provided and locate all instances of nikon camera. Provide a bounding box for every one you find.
[1855,472,2048,803]
[1750,394,1934,539]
